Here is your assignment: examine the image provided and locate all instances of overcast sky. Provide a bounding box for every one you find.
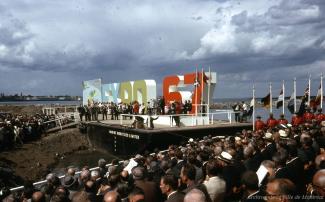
[0,0,324,98]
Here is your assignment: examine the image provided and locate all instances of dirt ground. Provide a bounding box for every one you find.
[0,105,43,116]
[0,128,89,186]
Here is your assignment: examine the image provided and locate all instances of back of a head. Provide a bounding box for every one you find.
[90,170,100,181]
[181,163,196,181]
[108,174,121,189]
[184,188,206,202]
[80,170,91,182]
[241,171,259,191]
[67,167,76,176]
[243,145,254,159]
[174,148,183,160]
[261,160,275,170]
[31,191,45,202]
[132,166,146,180]
[272,149,288,167]
[128,187,145,202]
[161,174,178,191]
[98,158,107,168]
[206,159,223,177]
[103,191,122,202]
[286,139,298,158]
[71,191,91,202]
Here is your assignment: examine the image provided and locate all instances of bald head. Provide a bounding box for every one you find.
[315,154,325,170]
[104,191,121,202]
[67,167,76,176]
[266,179,296,202]
[313,169,325,188]
[184,188,206,202]
[32,191,45,202]
[80,169,91,182]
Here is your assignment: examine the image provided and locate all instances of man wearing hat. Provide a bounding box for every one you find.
[261,132,276,160]
[255,115,265,131]
[291,113,304,127]
[266,113,278,129]
[62,175,78,200]
[303,107,315,123]
[277,114,288,125]
[132,166,162,202]
[315,108,325,124]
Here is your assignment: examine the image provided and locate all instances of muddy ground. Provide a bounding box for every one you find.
[0,105,43,116]
[0,128,90,187]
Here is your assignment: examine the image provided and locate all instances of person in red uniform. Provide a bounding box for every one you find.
[278,114,288,126]
[291,113,304,126]
[255,115,265,131]
[303,107,315,123]
[266,113,278,129]
[315,108,325,124]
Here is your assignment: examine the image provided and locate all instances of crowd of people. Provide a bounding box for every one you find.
[0,112,74,151]
[77,97,201,123]
[232,101,252,123]
[1,106,325,202]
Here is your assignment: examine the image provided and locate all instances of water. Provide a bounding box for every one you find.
[0,100,81,106]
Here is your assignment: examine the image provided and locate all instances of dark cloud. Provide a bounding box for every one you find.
[0,0,324,98]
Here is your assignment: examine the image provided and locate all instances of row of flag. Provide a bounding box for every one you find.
[260,76,323,115]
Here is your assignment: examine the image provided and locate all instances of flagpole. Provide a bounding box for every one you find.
[201,67,204,116]
[253,84,255,131]
[195,68,198,116]
[207,66,211,116]
[308,74,311,106]
[282,80,285,115]
[270,82,273,113]
[293,77,297,113]
[321,73,323,109]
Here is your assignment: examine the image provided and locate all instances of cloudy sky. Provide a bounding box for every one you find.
[0,0,324,98]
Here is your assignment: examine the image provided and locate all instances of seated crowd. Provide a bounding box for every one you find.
[1,109,325,202]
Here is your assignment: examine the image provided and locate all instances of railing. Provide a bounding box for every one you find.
[43,116,75,131]
[210,109,234,124]
[42,106,79,121]
[9,163,112,192]
[119,109,235,127]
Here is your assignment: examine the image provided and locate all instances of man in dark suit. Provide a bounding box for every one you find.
[285,140,305,194]
[261,132,277,161]
[180,163,211,202]
[132,166,163,202]
[272,150,291,180]
[160,174,184,202]
[241,171,265,202]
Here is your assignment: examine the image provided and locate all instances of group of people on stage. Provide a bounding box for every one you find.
[78,98,200,123]
[232,101,252,123]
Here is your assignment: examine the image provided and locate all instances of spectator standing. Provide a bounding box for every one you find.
[159,174,184,202]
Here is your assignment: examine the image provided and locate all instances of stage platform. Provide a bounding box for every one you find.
[82,118,252,156]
